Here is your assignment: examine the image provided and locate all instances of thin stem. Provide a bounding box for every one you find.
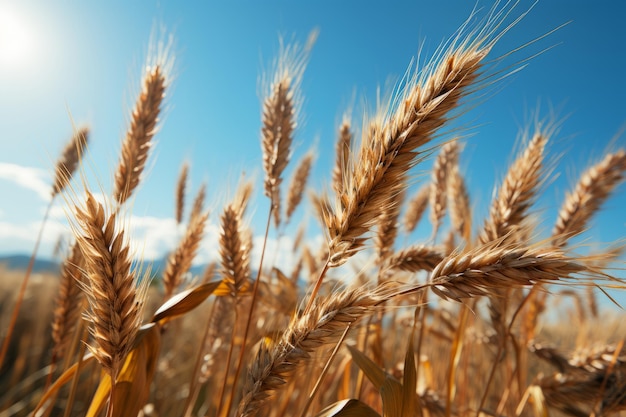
[0,199,53,368]
[217,307,239,417]
[183,301,218,417]
[63,326,89,417]
[299,324,351,417]
[223,207,272,417]
[106,376,116,417]
[476,337,504,417]
[302,256,331,317]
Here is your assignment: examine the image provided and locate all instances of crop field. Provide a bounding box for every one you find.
[0,2,625,416]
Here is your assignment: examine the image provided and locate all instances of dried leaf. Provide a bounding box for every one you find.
[381,376,403,417]
[315,399,381,417]
[152,281,222,323]
[86,324,161,417]
[346,344,386,389]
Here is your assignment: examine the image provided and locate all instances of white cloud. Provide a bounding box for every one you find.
[0,218,70,255]
[0,162,51,201]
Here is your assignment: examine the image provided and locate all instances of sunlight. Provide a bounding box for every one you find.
[0,6,36,70]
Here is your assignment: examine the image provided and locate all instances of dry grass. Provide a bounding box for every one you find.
[1,4,626,417]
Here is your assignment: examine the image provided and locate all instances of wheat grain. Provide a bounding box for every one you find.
[261,41,309,226]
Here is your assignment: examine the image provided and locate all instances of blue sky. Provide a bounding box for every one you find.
[0,1,625,302]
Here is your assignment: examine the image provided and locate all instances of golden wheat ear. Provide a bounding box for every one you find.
[71,192,149,381]
[174,161,189,225]
[162,209,209,301]
[480,128,551,244]
[430,140,459,239]
[552,149,626,248]
[261,38,312,227]
[404,183,430,233]
[332,117,353,196]
[52,127,90,198]
[113,64,167,206]
[285,150,314,225]
[323,23,501,267]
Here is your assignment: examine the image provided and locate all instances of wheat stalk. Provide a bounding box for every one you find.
[375,189,405,263]
[51,240,84,362]
[552,150,626,248]
[332,118,352,195]
[430,141,459,238]
[448,164,472,242]
[383,245,444,274]
[480,131,548,244]
[72,192,148,380]
[189,182,207,225]
[286,151,314,224]
[237,285,396,416]
[163,210,209,300]
[427,243,587,302]
[113,65,166,205]
[323,38,491,267]
[175,161,189,224]
[404,184,430,233]
[219,205,252,297]
[52,127,89,198]
[261,41,309,227]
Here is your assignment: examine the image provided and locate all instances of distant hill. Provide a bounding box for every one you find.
[0,255,59,273]
[0,254,207,279]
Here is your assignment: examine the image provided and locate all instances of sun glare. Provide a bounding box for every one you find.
[0,6,36,70]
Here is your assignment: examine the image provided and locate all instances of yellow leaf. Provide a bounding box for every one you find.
[401,339,417,416]
[86,324,161,417]
[33,353,97,415]
[315,399,381,417]
[381,376,403,417]
[346,344,387,389]
[152,281,222,323]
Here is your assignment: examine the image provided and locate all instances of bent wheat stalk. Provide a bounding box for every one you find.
[427,243,587,302]
[322,31,495,269]
[237,285,396,417]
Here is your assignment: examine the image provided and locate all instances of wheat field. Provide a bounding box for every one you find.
[1,3,626,417]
